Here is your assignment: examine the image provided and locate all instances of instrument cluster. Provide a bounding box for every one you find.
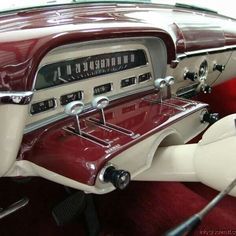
[35,50,147,90]
[26,37,167,132]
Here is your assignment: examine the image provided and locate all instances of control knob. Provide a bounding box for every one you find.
[164,76,175,86]
[102,166,131,190]
[213,64,225,73]
[201,111,219,125]
[184,71,198,82]
[154,78,167,89]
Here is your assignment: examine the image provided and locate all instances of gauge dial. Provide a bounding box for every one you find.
[35,49,147,90]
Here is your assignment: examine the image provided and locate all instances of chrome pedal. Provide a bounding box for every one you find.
[0,197,29,219]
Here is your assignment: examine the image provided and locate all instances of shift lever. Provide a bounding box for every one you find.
[165,177,236,236]
[92,96,109,125]
[65,101,84,135]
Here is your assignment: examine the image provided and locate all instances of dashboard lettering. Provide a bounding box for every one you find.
[123,55,128,64]
[83,62,88,72]
[101,59,105,68]
[66,65,72,75]
[57,67,61,77]
[111,57,116,67]
[130,54,135,63]
[89,61,95,70]
[95,60,100,70]
[76,63,81,73]
[105,58,110,68]
[117,56,122,65]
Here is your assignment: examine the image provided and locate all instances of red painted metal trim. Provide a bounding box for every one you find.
[1,4,236,91]
[19,91,207,185]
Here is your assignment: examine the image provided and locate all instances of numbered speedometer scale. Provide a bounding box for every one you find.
[35,50,147,90]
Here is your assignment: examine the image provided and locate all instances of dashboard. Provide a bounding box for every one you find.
[1,3,236,194]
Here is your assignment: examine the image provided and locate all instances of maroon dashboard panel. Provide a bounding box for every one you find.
[0,28,175,92]
[1,4,236,91]
[0,4,177,92]
[19,92,207,185]
[175,23,225,52]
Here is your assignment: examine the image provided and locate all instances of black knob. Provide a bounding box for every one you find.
[103,166,131,190]
[213,64,225,73]
[201,112,219,125]
[184,71,198,81]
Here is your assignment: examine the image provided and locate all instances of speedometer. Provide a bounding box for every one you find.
[35,49,148,90]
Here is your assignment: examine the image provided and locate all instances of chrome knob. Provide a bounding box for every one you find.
[65,101,84,135]
[92,96,109,109]
[65,101,84,116]
[92,96,109,125]
[154,78,167,89]
[164,76,175,99]
[165,76,175,86]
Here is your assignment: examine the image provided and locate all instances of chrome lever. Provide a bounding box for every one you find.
[92,96,109,125]
[164,76,175,99]
[65,101,84,135]
[0,197,29,219]
[154,78,167,102]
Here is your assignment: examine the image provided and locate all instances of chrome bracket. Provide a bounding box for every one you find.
[0,91,33,105]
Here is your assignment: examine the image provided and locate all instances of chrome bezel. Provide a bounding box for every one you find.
[59,90,84,106]
[29,97,57,116]
[120,76,137,89]
[93,82,114,96]
[138,72,152,84]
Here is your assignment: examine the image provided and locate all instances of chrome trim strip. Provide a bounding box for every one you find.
[87,117,135,137]
[63,127,111,148]
[176,45,236,61]
[0,91,33,105]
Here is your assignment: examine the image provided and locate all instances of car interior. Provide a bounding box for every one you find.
[0,1,236,235]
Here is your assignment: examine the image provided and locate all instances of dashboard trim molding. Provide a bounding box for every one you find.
[0,91,34,105]
[176,45,236,61]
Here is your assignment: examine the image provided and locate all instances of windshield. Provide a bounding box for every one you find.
[1,0,236,20]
